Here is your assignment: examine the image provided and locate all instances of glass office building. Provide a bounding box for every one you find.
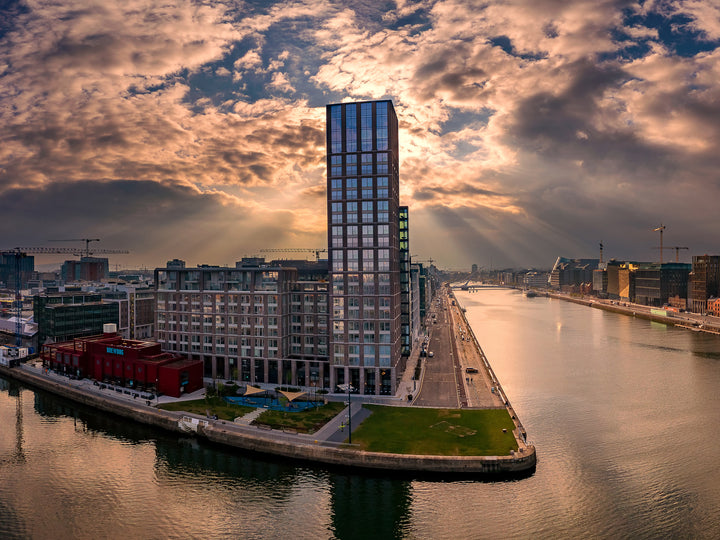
[326,100,402,395]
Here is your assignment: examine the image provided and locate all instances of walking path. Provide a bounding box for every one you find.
[447,300,504,408]
[234,408,264,425]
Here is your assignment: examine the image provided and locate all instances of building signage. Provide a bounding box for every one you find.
[106,346,124,356]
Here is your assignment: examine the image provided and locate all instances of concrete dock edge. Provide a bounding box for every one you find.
[1,363,536,476]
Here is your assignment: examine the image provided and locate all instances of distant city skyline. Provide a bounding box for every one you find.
[2,1,719,270]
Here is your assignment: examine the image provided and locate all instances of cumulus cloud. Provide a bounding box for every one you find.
[1,0,719,269]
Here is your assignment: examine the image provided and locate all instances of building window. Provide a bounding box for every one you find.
[377,176,388,197]
[361,153,373,174]
[346,154,357,175]
[346,104,357,152]
[330,104,342,153]
[362,201,373,222]
[377,152,388,174]
[376,101,388,151]
[331,154,342,176]
[361,102,373,151]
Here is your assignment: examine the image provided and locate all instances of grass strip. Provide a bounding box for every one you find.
[350,405,519,456]
[159,396,254,421]
[253,402,345,433]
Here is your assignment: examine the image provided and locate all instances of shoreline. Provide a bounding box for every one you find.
[451,290,531,444]
[0,362,536,477]
[547,292,720,334]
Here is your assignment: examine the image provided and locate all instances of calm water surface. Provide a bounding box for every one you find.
[2,289,720,539]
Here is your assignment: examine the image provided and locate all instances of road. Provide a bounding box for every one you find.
[414,287,505,409]
[413,291,464,408]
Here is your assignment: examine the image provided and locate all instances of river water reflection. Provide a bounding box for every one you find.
[2,289,720,538]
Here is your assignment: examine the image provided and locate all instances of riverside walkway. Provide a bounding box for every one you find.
[2,363,536,475]
[16,360,367,447]
[414,287,504,409]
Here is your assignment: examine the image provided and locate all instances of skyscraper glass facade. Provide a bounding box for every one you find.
[326,100,401,395]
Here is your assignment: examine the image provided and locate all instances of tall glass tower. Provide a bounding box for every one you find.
[326,100,401,395]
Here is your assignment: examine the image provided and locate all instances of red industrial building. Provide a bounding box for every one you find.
[40,331,203,398]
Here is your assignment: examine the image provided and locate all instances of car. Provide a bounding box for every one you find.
[465,367,478,373]
[428,351,434,358]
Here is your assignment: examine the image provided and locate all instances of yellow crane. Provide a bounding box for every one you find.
[652,225,688,263]
[654,246,689,263]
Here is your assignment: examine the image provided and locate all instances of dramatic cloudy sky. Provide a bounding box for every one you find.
[1,0,719,271]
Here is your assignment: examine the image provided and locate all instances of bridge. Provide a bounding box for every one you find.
[450,282,513,291]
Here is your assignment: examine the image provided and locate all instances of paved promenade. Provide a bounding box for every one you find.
[414,287,504,409]
[447,297,505,409]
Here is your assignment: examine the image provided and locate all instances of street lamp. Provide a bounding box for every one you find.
[347,382,353,444]
[340,382,354,444]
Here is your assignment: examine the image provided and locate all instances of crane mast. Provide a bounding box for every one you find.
[3,241,129,349]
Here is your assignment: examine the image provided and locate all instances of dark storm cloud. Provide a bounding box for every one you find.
[5,180,232,242]
[2,179,325,267]
[413,184,503,201]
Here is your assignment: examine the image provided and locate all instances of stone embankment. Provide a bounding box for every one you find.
[548,293,720,334]
[450,291,532,446]
[0,364,536,477]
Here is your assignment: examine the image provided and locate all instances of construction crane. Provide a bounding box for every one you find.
[653,246,689,263]
[49,238,102,258]
[653,224,666,263]
[259,248,327,261]
[412,256,435,266]
[3,245,129,347]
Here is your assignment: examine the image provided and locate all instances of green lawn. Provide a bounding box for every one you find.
[253,402,345,434]
[159,396,254,421]
[350,405,519,456]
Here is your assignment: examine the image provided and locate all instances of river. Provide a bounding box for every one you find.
[2,289,720,538]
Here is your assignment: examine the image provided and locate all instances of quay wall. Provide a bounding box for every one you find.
[0,364,179,432]
[201,423,535,474]
[547,293,720,333]
[450,291,532,445]
[0,365,536,476]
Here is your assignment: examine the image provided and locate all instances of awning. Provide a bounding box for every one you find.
[243,385,266,396]
[278,389,306,402]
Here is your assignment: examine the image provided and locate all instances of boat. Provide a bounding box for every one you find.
[525,290,538,298]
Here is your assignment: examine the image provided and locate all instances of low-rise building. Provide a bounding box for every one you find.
[550,257,599,291]
[707,297,720,317]
[40,326,203,397]
[690,255,720,314]
[634,263,690,307]
[524,271,549,289]
[155,258,330,389]
[101,285,156,340]
[34,291,119,345]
